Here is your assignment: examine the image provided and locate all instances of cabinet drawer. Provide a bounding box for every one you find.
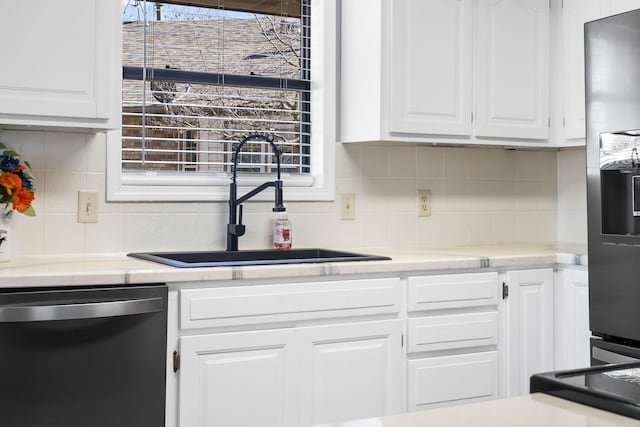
[180,278,401,329]
[407,272,498,312]
[407,351,498,411]
[407,312,498,354]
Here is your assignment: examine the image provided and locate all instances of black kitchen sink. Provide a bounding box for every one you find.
[128,248,391,268]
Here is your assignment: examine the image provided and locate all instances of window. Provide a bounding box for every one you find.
[107,0,335,201]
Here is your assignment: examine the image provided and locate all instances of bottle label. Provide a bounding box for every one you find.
[274,224,291,244]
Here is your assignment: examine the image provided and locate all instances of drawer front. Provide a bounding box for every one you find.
[407,312,498,353]
[407,351,498,411]
[180,277,401,329]
[407,272,499,312]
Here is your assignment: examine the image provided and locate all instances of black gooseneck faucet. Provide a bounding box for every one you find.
[226,133,286,251]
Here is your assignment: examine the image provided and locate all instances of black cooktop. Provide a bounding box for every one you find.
[531,362,640,420]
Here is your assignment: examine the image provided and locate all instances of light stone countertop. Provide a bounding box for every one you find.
[0,243,587,289]
[314,394,640,427]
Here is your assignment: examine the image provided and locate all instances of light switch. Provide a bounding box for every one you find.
[77,191,99,223]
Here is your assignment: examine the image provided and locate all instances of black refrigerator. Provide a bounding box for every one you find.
[531,8,640,420]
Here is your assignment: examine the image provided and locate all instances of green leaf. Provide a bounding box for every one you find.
[3,150,19,158]
[24,160,32,170]
[0,142,7,151]
[20,205,36,217]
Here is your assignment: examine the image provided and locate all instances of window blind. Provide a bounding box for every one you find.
[121,0,311,177]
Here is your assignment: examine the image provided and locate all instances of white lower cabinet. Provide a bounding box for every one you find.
[408,351,499,410]
[504,268,554,396]
[174,277,403,427]
[179,319,402,427]
[171,266,566,425]
[555,268,590,370]
[298,320,403,426]
[405,272,501,411]
[179,329,299,427]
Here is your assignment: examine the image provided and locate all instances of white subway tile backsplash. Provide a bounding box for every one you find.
[43,213,85,254]
[469,212,494,244]
[442,179,469,211]
[387,212,417,248]
[43,172,85,213]
[2,129,578,254]
[85,213,127,253]
[469,149,494,180]
[557,149,587,243]
[469,181,495,212]
[492,149,517,181]
[359,212,389,247]
[516,151,557,182]
[389,146,417,179]
[442,211,469,245]
[416,213,444,248]
[360,145,388,179]
[492,211,517,242]
[417,146,444,179]
[388,179,418,213]
[443,147,470,180]
[43,132,88,173]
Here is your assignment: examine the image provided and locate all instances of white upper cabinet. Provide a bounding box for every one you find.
[389,0,473,136]
[475,0,550,139]
[340,0,551,146]
[561,0,638,144]
[562,0,609,141]
[0,0,120,130]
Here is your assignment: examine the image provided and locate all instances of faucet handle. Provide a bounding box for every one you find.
[228,205,246,237]
[227,223,246,237]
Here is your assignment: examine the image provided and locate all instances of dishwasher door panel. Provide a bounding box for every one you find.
[0,285,168,427]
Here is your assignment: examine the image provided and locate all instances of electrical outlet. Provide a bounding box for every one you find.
[418,190,431,217]
[77,191,99,223]
[340,193,356,220]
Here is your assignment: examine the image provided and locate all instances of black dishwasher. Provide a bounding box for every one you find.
[0,284,168,427]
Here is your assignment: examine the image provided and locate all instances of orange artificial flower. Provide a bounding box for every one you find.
[12,165,25,173]
[0,172,22,194]
[12,187,34,212]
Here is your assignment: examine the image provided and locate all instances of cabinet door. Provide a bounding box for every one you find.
[298,319,402,426]
[389,0,473,136]
[0,0,118,128]
[475,0,550,139]
[179,330,299,427]
[555,269,590,369]
[563,0,609,140]
[505,268,554,396]
[407,351,499,411]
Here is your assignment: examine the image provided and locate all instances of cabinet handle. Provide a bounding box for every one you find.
[0,298,163,322]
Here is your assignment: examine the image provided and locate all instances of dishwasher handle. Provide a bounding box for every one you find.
[0,297,163,322]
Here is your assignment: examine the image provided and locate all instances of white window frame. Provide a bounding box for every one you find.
[106,0,335,202]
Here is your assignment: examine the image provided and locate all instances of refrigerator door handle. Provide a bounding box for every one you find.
[0,297,163,322]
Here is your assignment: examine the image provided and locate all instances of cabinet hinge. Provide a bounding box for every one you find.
[173,350,181,373]
[563,116,566,127]
[401,333,404,348]
[471,111,474,123]
[502,282,509,299]
[548,117,551,128]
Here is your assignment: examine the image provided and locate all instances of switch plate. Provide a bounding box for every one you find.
[78,191,99,223]
[340,193,356,220]
[418,190,431,217]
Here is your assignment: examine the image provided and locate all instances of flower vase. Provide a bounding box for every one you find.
[0,212,11,262]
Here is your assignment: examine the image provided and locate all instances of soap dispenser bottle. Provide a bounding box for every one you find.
[273,211,292,250]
